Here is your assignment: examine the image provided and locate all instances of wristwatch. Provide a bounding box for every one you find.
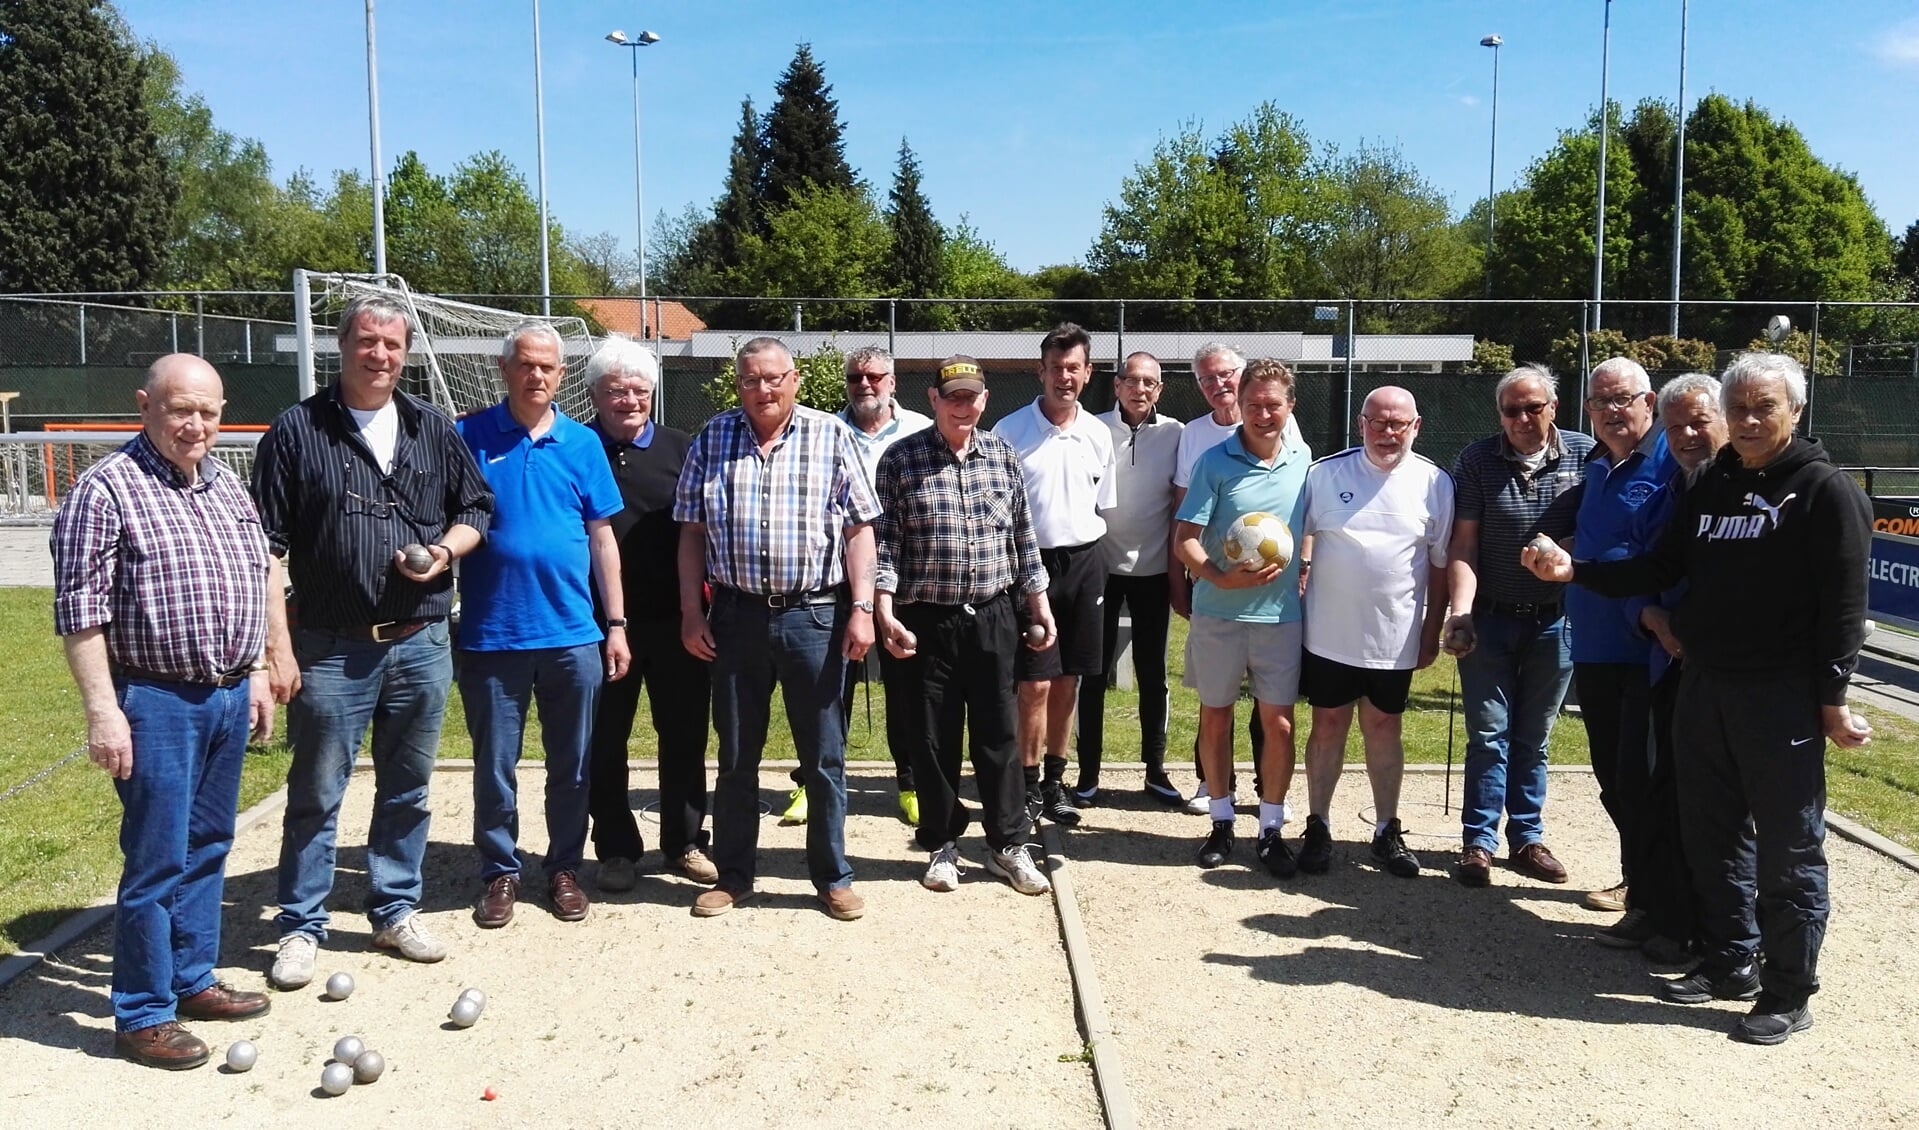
[851,599,875,613]
[606,618,628,628]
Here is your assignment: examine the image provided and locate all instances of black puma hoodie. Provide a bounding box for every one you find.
[1573,436,1872,706]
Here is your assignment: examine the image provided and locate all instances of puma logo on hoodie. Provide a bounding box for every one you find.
[1696,492,1798,541]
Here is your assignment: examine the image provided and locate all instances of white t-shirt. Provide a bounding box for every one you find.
[347,401,400,474]
[1174,411,1304,489]
[837,400,933,489]
[1097,408,1183,575]
[991,399,1117,549]
[1301,447,1455,669]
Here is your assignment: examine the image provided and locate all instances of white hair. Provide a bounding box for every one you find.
[1589,356,1651,395]
[1192,342,1244,370]
[586,336,660,389]
[500,321,565,361]
[1656,372,1721,418]
[1496,364,1557,404]
[1721,352,1807,413]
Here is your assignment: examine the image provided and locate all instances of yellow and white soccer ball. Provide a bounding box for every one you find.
[1221,511,1293,570]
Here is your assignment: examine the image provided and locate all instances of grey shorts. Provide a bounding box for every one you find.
[1186,616,1303,709]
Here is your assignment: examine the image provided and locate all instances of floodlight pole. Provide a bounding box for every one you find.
[608,30,663,338]
[1481,34,1503,298]
[533,0,552,316]
[365,0,387,276]
[1592,0,1613,333]
[1668,0,1689,339]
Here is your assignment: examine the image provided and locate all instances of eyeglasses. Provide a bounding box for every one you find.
[1118,377,1162,390]
[600,386,652,403]
[847,371,890,385]
[736,370,796,390]
[1196,369,1241,387]
[1584,392,1645,412]
[1500,401,1550,419]
[1361,415,1417,435]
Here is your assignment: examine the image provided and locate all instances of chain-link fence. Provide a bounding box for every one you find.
[5,291,1916,476]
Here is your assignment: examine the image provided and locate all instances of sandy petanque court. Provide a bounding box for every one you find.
[1,761,1917,1128]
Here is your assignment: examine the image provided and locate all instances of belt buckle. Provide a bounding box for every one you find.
[765,593,793,610]
[370,620,404,643]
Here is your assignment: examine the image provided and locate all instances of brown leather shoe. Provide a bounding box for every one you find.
[548,870,589,922]
[1511,841,1570,883]
[674,847,719,885]
[474,875,519,928]
[177,981,270,1021]
[692,886,752,917]
[1456,846,1493,888]
[820,886,865,921]
[115,1021,209,1070]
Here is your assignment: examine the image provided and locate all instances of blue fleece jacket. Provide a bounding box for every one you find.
[1565,430,1676,664]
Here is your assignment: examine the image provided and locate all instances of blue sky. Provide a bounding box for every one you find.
[115,1,1919,275]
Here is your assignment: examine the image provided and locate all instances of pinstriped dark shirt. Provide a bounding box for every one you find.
[253,385,494,629]
[873,426,1047,606]
[51,433,269,680]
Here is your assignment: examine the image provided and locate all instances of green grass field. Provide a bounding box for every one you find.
[2,586,1915,956]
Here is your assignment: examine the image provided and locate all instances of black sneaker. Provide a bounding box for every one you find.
[1734,992,1814,1045]
[1595,908,1658,949]
[1143,770,1183,807]
[1024,786,1044,828]
[1256,827,1297,878]
[1041,781,1082,827]
[1658,962,1760,1005]
[1370,819,1421,878]
[1071,778,1100,806]
[1297,814,1333,874]
[1198,820,1234,868]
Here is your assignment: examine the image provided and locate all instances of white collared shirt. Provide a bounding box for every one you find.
[837,399,933,488]
[991,399,1117,548]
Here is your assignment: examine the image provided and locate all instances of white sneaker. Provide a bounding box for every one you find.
[371,912,448,963]
[922,842,962,892]
[270,932,318,990]
[1185,784,1239,815]
[986,843,1052,896]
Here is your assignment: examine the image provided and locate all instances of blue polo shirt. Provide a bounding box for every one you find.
[456,403,623,651]
[1175,427,1311,623]
[1566,429,1675,664]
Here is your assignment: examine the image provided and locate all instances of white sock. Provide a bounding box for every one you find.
[1209,795,1236,822]
[1260,801,1287,832]
[1376,818,1395,837]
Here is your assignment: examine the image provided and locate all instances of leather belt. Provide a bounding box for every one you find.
[358,617,439,643]
[115,663,255,689]
[718,586,843,609]
[1476,600,1562,620]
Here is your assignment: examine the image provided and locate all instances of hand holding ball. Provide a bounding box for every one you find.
[1443,620,1476,655]
[1024,623,1046,646]
[400,543,435,574]
[1222,511,1293,572]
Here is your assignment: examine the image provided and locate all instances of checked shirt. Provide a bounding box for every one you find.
[673,405,881,595]
[52,433,269,680]
[873,426,1047,606]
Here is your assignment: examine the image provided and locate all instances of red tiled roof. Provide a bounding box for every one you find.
[576,297,706,341]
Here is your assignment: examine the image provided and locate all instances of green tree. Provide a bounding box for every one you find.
[0,0,173,292]
[759,44,854,212]
[1307,142,1474,322]
[708,340,847,413]
[383,151,467,294]
[710,97,765,269]
[885,138,943,329]
[1896,221,1919,295]
[1489,102,1641,306]
[936,217,1047,330]
[732,184,889,329]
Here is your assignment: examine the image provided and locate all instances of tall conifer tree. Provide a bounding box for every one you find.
[759,44,854,211]
[885,138,943,329]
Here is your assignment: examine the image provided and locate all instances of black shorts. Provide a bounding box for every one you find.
[1300,650,1414,714]
[1017,540,1105,681]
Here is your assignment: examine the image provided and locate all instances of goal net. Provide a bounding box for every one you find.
[0,430,261,525]
[291,270,600,421]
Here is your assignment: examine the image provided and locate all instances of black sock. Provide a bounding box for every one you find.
[1042,755,1067,786]
[1023,763,1041,791]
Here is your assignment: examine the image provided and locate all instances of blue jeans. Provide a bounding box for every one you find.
[459,643,603,881]
[278,622,450,939]
[1458,612,1572,853]
[112,677,250,1033]
[709,592,852,892]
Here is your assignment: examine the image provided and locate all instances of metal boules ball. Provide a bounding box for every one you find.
[324,971,354,1000]
[321,1061,354,1096]
[352,1049,386,1084]
[332,1034,365,1064]
[1024,624,1046,645]
[400,542,434,573]
[225,1040,258,1072]
[449,996,482,1028]
[459,987,486,1009]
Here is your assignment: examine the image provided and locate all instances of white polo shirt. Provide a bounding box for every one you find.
[992,399,1117,549]
[1300,446,1455,670]
[1175,410,1304,489]
[837,400,932,488]
[1098,407,1183,575]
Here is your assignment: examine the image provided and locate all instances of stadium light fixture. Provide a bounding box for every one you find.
[1480,34,1502,298]
[608,29,664,338]
[1593,0,1613,333]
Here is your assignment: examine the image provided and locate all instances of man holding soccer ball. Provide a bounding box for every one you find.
[1171,359,1311,875]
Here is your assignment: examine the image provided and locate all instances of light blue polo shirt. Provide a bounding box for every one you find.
[456,402,623,651]
[1175,427,1311,623]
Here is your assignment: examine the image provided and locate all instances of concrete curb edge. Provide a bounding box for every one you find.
[1042,822,1137,1130]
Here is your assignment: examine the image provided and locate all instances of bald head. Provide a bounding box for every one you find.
[1358,385,1420,470]
[137,354,226,479]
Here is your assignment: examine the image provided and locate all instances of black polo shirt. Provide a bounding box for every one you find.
[590,417,693,622]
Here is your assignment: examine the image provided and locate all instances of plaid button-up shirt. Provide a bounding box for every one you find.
[673,405,881,595]
[51,433,270,680]
[874,426,1047,606]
